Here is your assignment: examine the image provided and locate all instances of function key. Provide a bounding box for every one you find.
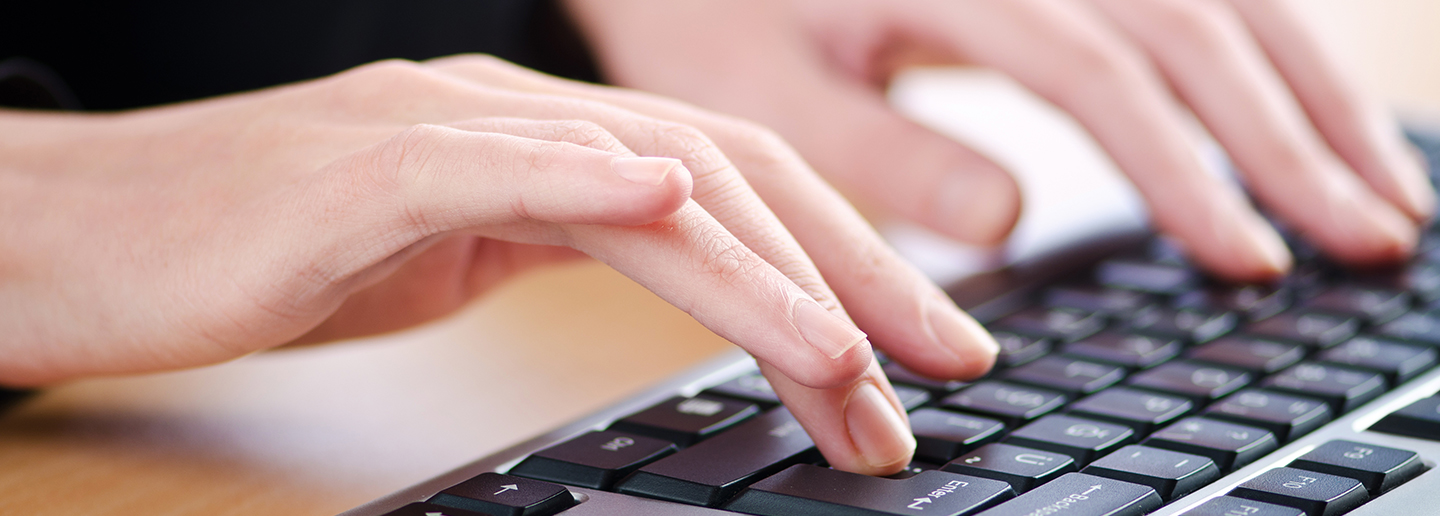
[1182,496,1306,516]
[1174,285,1291,322]
[1120,307,1236,344]
[705,372,781,407]
[1289,440,1425,496]
[609,395,759,447]
[1126,361,1251,404]
[1300,286,1411,324]
[1262,363,1387,414]
[1062,332,1183,369]
[974,473,1162,516]
[1230,467,1369,516]
[883,361,968,394]
[941,442,1077,494]
[941,381,1068,427]
[1245,312,1359,349]
[1066,387,1192,434]
[1318,337,1438,384]
[1081,445,1218,501]
[1144,417,1277,471]
[1186,337,1306,375]
[723,464,1015,516]
[1003,414,1135,466]
[1373,311,1440,346]
[1046,285,1159,316]
[909,408,1007,463]
[1369,396,1440,440]
[429,473,575,516]
[1003,356,1125,396]
[1095,259,1199,295]
[508,430,676,490]
[993,331,1052,368]
[993,307,1105,343]
[1203,390,1332,443]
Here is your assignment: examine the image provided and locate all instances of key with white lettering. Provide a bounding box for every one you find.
[1289,440,1424,496]
[941,443,1077,494]
[1003,414,1135,466]
[1080,445,1218,501]
[910,408,1006,463]
[974,473,1162,516]
[429,473,575,516]
[508,430,677,490]
[723,464,1014,516]
[1144,417,1277,471]
[1230,467,1369,516]
[609,395,759,447]
[1180,496,1305,516]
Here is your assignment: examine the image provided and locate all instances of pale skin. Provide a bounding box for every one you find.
[0,0,1433,480]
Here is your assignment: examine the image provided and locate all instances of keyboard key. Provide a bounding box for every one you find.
[1066,387,1192,434]
[609,395,759,447]
[1004,414,1135,466]
[1187,337,1306,375]
[1318,337,1438,384]
[1003,356,1125,396]
[883,361,968,394]
[1096,259,1199,295]
[1174,285,1291,322]
[1126,361,1251,404]
[509,430,677,490]
[1145,417,1278,470]
[1120,307,1237,344]
[1204,390,1332,443]
[724,464,1015,516]
[993,331,1052,368]
[1230,467,1369,516]
[1046,285,1158,315]
[380,503,490,516]
[706,372,781,407]
[1301,286,1412,324]
[1063,332,1182,369]
[886,461,942,480]
[994,307,1105,342]
[942,443,1077,494]
[1373,311,1440,346]
[941,381,1068,427]
[1182,496,1306,516]
[1369,396,1440,440]
[894,384,933,411]
[1262,363,1387,413]
[615,407,821,507]
[1080,445,1218,501]
[1290,440,1425,496]
[974,473,1162,516]
[909,408,1007,463]
[429,473,575,516]
[1245,312,1359,349]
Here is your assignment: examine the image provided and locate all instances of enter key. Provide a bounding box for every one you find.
[724,464,1014,516]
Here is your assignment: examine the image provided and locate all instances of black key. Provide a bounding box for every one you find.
[1318,337,1438,384]
[1301,286,1411,324]
[993,307,1105,343]
[910,408,1007,463]
[1231,467,1369,516]
[894,384,934,411]
[993,331,1052,368]
[1183,496,1306,516]
[1245,312,1359,349]
[615,407,820,507]
[724,464,1015,516]
[1204,390,1332,443]
[1262,363,1387,413]
[609,395,759,447]
[1290,440,1425,496]
[886,461,942,480]
[1062,333,1183,369]
[1080,445,1218,501]
[941,381,1068,427]
[973,473,1162,516]
[430,473,575,516]
[1066,387,1192,434]
[1369,396,1440,440]
[1002,356,1125,396]
[380,503,490,516]
[1174,285,1291,322]
[1121,307,1236,344]
[1046,285,1159,315]
[942,443,1077,494]
[1126,361,1251,404]
[1096,259,1199,295]
[1373,311,1440,346]
[884,361,968,394]
[509,431,676,490]
[1004,414,1135,466]
[1355,262,1440,303]
[706,372,781,407]
[1144,417,1278,470]
[1187,337,1306,375]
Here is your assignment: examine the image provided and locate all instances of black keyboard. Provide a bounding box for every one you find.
[342,128,1440,516]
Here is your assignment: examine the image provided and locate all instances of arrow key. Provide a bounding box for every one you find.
[429,473,575,516]
[379,503,491,516]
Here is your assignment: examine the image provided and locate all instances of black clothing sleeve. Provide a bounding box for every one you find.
[0,0,598,110]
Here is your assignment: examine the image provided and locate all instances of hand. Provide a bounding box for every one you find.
[0,57,1002,474]
[566,0,1435,281]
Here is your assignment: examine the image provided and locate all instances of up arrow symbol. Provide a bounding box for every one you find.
[494,484,520,496]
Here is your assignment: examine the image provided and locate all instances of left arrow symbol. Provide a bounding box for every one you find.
[494,484,520,496]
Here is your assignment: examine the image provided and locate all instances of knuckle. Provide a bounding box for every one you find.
[545,119,625,152]
[1147,0,1240,51]
[373,124,452,233]
[1049,38,1152,107]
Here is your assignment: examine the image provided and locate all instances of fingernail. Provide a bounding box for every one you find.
[1239,212,1293,275]
[844,382,915,470]
[793,298,867,359]
[924,294,997,371]
[612,156,681,186]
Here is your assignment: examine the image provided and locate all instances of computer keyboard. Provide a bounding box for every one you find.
[341,127,1440,516]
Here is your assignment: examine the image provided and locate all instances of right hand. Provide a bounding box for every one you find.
[0,57,998,474]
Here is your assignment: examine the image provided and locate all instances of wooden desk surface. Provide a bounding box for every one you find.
[2,2,1437,515]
